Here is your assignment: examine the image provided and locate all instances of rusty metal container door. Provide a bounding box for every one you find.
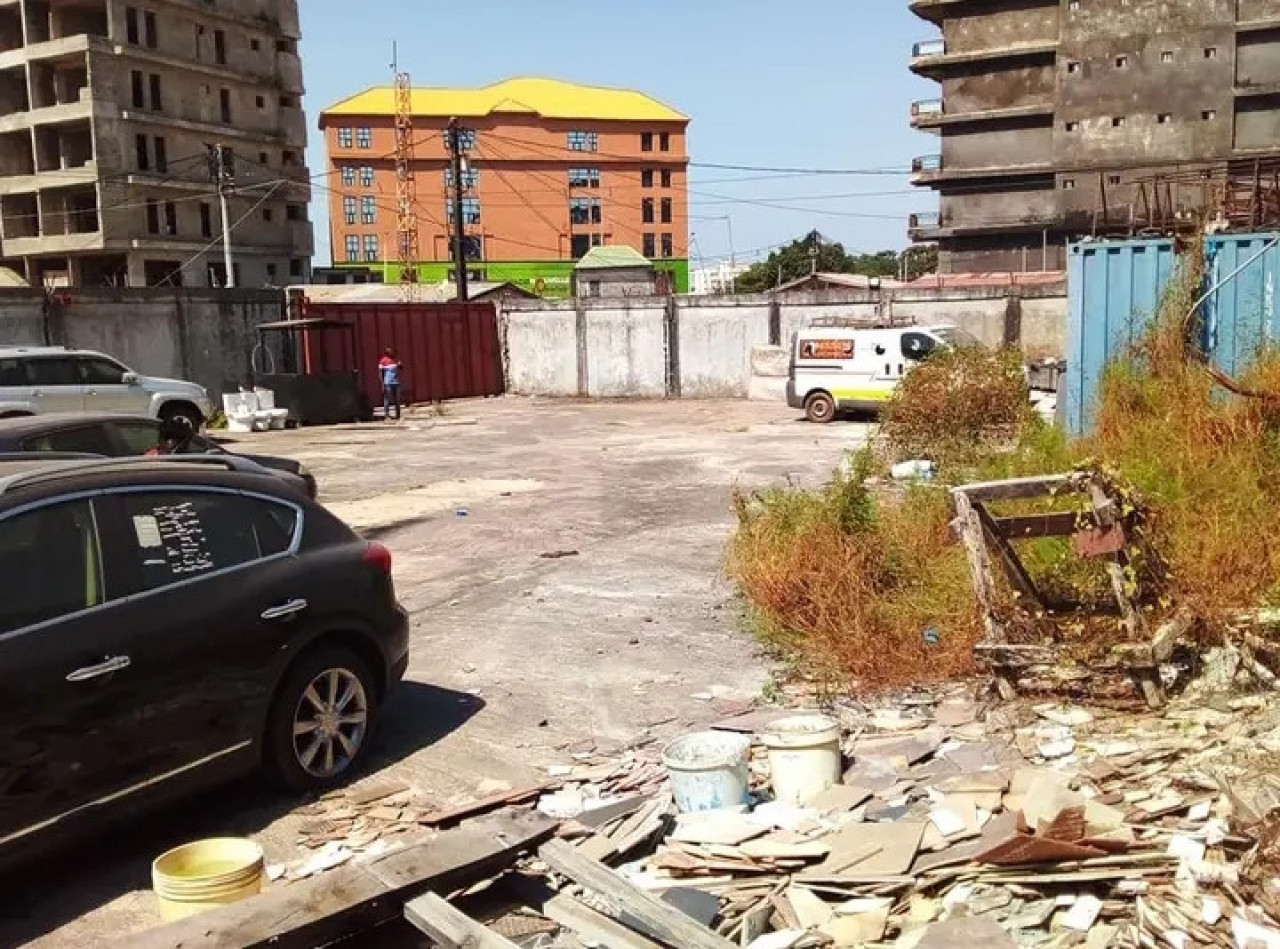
[301,301,505,408]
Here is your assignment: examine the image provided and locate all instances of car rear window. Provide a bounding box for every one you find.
[22,426,112,456]
[0,358,25,386]
[26,358,77,386]
[117,491,298,592]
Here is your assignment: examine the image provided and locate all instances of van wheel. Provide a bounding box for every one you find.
[804,392,837,424]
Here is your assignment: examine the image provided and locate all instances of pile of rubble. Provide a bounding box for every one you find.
[471,687,1280,949]
[127,685,1280,949]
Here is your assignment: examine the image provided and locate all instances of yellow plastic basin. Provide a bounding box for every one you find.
[152,837,265,921]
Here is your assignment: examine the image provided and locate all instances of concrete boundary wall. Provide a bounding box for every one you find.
[500,282,1067,399]
[0,288,284,396]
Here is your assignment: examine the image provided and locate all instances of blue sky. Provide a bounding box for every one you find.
[297,1,939,268]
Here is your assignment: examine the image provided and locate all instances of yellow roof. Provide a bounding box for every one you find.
[321,77,687,123]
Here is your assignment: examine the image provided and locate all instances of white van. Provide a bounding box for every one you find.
[785,324,980,423]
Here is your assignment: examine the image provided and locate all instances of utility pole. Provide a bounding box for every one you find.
[207,144,236,288]
[447,116,469,302]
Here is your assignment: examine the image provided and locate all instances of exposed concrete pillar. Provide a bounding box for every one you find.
[1003,293,1023,348]
[664,293,681,398]
[574,298,588,397]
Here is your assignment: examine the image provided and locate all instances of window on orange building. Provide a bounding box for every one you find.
[661,233,673,258]
[641,169,654,188]
[337,127,353,148]
[660,197,672,224]
[641,198,654,224]
[360,166,374,187]
[640,132,653,152]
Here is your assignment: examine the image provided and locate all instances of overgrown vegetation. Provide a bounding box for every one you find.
[728,452,980,692]
[880,345,1033,466]
[730,244,1280,691]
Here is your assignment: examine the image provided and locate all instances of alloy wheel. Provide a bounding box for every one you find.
[291,668,369,779]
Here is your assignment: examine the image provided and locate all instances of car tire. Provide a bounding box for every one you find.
[264,646,378,792]
[804,391,837,424]
[160,403,203,431]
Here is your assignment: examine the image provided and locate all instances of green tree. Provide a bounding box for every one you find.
[901,244,939,281]
[735,231,915,292]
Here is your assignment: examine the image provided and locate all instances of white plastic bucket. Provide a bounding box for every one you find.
[662,731,752,813]
[760,714,843,806]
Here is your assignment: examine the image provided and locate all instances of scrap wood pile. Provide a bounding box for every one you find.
[379,689,1280,949]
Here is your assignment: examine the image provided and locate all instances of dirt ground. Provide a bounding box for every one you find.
[3,397,868,948]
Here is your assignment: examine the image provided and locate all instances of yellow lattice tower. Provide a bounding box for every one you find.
[393,68,419,302]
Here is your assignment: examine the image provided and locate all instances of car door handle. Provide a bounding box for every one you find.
[66,655,131,682]
[30,389,43,398]
[261,598,308,621]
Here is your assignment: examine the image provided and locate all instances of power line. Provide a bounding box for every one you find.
[155,180,286,286]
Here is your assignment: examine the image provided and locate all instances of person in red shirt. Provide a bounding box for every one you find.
[378,348,403,421]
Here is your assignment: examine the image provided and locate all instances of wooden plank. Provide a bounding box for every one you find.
[120,812,558,949]
[975,501,1045,609]
[417,781,554,828]
[539,838,737,949]
[952,474,1071,503]
[543,893,665,949]
[974,643,1060,667]
[952,491,1001,642]
[993,511,1088,539]
[404,892,520,948]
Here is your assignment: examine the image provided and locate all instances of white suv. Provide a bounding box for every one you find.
[0,347,214,428]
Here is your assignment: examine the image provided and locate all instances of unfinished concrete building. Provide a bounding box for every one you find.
[908,0,1280,273]
[0,0,312,287]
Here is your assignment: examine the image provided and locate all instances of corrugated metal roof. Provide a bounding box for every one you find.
[322,77,687,123]
[573,245,654,270]
[294,281,534,304]
[908,271,1065,289]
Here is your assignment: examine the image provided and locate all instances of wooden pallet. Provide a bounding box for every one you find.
[951,473,1188,708]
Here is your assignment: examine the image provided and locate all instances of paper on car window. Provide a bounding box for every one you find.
[132,515,164,548]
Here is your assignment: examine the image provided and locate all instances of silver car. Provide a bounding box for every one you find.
[0,347,214,428]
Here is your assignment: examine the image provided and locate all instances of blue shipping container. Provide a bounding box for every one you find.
[1063,232,1280,435]
[1203,234,1280,379]
[1063,238,1175,435]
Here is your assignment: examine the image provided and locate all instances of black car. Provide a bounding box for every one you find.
[0,413,317,498]
[0,455,408,863]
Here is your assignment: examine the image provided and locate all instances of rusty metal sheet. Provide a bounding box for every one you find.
[301,301,504,410]
[1073,523,1126,559]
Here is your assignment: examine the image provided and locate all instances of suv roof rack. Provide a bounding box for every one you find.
[0,454,271,496]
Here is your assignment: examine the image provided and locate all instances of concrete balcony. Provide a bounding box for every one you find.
[911,154,943,182]
[0,161,97,195]
[910,98,944,128]
[908,212,941,239]
[909,0,1057,24]
[6,229,104,256]
[911,38,946,60]
[914,101,1054,129]
[909,40,1058,77]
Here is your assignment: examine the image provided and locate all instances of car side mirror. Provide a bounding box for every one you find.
[121,372,139,385]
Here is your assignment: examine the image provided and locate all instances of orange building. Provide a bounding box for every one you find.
[318,77,690,295]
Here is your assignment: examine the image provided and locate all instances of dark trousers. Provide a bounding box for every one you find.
[382,383,401,420]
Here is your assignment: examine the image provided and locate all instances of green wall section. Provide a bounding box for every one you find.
[347,259,690,297]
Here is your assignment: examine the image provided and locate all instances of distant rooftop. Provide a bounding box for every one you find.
[573,245,654,270]
[322,77,687,123]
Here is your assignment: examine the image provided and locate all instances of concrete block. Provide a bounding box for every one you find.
[751,345,790,377]
[748,375,788,403]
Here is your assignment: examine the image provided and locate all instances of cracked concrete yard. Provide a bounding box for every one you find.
[3,397,868,948]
